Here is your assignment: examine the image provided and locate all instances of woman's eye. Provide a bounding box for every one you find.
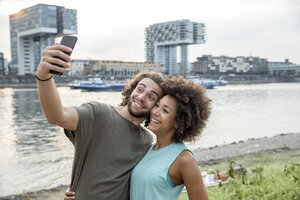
[163,109,168,113]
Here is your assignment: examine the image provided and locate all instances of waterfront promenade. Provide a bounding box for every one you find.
[0,75,73,88]
[1,74,300,88]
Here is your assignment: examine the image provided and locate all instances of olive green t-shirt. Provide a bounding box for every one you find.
[64,101,153,200]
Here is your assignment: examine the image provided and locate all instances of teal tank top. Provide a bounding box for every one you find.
[130,142,191,200]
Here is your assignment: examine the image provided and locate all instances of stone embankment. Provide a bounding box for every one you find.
[202,74,300,84]
[193,132,300,165]
[1,74,300,89]
[0,75,80,88]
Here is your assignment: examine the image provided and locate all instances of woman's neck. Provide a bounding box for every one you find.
[153,134,175,150]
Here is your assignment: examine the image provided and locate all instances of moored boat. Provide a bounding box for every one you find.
[192,78,217,89]
[68,78,126,92]
[81,81,126,92]
[192,77,227,89]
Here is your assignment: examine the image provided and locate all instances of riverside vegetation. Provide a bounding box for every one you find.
[180,150,300,200]
[1,150,300,200]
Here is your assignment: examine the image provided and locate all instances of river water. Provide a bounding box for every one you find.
[0,83,300,196]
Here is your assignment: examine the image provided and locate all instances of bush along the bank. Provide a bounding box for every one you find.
[179,162,300,200]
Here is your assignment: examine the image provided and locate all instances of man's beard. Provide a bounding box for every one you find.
[127,99,150,118]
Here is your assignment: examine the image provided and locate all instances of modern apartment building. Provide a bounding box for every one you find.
[268,59,300,76]
[194,55,268,74]
[9,4,77,75]
[193,57,208,74]
[145,20,206,77]
[68,59,91,76]
[0,52,4,75]
[83,60,163,76]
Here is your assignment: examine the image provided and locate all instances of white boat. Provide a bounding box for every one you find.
[192,78,218,89]
[68,78,126,92]
[192,77,227,89]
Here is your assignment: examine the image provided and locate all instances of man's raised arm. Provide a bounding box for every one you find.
[36,44,78,131]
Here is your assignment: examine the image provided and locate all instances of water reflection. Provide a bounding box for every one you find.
[0,89,73,196]
[0,89,17,196]
[0,89,16,145]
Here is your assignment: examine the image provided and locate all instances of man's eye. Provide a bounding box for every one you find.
[163,109,168,113]
[149,96,155,101]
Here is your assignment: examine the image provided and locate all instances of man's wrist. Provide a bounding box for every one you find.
[36,74,53,81]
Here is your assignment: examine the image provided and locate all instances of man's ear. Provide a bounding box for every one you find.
[175,123,178,129]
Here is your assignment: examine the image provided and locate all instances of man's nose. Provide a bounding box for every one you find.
[138,93,146,102]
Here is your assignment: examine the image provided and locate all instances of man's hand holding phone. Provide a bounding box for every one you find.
[36,36,77,80]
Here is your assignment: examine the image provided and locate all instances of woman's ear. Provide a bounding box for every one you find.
[175,123,178,129]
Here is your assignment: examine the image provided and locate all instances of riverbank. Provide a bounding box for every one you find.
[0,75,74,88]
[1,74,300,88]
[201,73,300,84]
[0,83,68,88]
[193,132,300,165]
[1,132,300,199]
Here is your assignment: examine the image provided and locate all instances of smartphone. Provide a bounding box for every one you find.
[50,35,78,75]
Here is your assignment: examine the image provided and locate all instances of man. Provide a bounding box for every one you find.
[36,44,164,199]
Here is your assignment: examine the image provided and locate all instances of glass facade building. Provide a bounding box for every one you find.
[0,52,4,75]
[9,4,77,75]
[145,20,206,76]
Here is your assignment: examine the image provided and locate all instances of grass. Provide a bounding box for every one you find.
[179,149,300,200]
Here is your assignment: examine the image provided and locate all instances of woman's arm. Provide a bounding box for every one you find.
[179,151,208,200]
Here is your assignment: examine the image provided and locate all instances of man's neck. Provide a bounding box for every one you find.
[114,106,145,126]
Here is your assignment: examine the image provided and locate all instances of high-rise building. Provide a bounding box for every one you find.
[9,4,77,75]
[0,52,4,75]
[145,19,206,77]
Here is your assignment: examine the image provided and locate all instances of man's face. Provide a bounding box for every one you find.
[127,78,162,118]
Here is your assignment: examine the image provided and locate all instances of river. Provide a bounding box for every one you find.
[0,82,300,196]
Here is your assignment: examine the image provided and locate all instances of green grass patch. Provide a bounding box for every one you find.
[179,150,300,200]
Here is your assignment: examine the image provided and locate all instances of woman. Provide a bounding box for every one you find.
[130,76,211,200]
[65,76,211,199]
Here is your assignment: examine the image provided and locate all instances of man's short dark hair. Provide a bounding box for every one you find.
[119,71,164,106]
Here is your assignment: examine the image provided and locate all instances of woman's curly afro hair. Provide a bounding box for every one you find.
[161,76,212,143]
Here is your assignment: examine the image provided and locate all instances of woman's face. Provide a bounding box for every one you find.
[148,95,177,135]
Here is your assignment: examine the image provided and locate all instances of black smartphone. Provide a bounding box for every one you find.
[50,35,78,75]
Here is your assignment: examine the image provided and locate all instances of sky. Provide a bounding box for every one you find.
[0,0,299,64]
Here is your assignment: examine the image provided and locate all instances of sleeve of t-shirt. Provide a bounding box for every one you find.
[64,101,104,144]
